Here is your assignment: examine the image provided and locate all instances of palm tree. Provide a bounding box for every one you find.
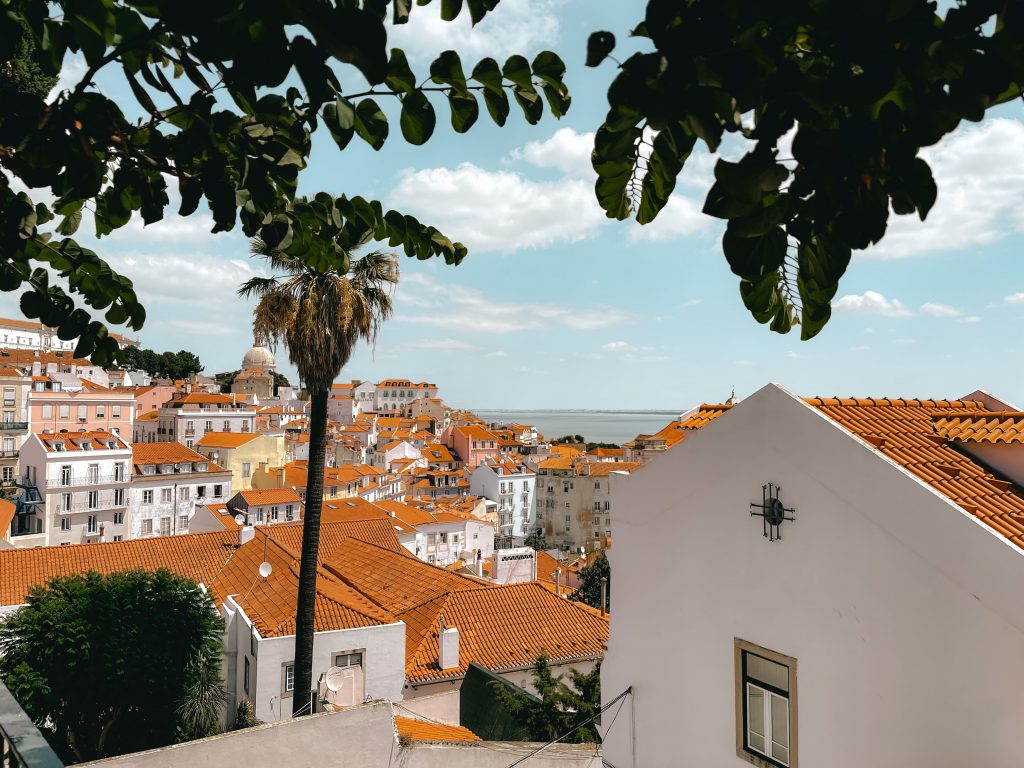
[239,236,399,716]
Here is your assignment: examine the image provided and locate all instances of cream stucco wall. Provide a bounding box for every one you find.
[602,383,1024,768]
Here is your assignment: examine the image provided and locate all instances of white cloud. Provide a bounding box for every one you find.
[919,302,964,318]
[406,338,472,351]
[510,128,594,180]
[389,0,563,62]
[602,341,638,355]
[870,118,1024,258]
[681,299,703,308]
[957,315,981,324]
[388,163,605,253]
[785,351,801,359]
[628,193,716,241]
[1005,293,1024,305]
[105,252,261,307]
[485,350,508,358]
[833,291,913,317]
[48,57,87,102]
[394,272,628,333]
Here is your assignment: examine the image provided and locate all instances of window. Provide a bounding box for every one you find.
[594,480,600,489]
[334,651,363,668]
[214,484,223,498]
[1,466,11,481]
[244,657,250,695]
[87,463,99,483]
[87,490,98,509]
[96,405,105,418]
[60,518,71,531]
[180,486,190,500]
[60,465,71,485]
[114,462,125,481]
[224,420,231,431]
[161,488,172,502]
[113,511,124,524]
[60,492,71,512]
[242,462,251,479]
[59,404,69,419]
[160,516,171,536]
[77,405,87,421]
[270,506,279,521]
[142,519,153,534]
[113,535,123,542]
[197,485,206,498]
[179,514,189,530]
[42,404,52,419]
[604,501,610,511]
[112,405,121,418]
[143,489,154,504]
[86,514,98,533]
[114,488,125,506]
[205,421,213,431]
[736,640,796,768]
[284,664,295,693]
[285,504,294,520]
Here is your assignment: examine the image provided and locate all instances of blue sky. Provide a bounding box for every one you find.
[4,0,1024,410]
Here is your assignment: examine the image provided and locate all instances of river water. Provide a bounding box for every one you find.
[473,409,682,446]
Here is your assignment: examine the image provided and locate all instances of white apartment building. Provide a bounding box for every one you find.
[0,367,30,486]
[469,458,535,547]
[223,488,303,526]
[15,430,131,547]
[373,379,439,413]
[135,392,256,448]
[130,442,233,538]
[0,316,139,352]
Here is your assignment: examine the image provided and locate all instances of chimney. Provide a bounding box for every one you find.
[475,548,483,578]
[185,380,193,394]
[439,626,460,670]
[600,576,608,616]
[31,361,41,376]
[555,567,562,596]
[239,525,256,545]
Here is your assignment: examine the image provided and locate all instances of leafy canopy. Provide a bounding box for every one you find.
[490,654,602,744]
[0,569,226,763]
[0,0,570,365]
[120,346,202,379]
[588,0,1024,339]
[571,553,610,612]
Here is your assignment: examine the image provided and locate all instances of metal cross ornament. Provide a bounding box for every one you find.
[750,483,795,541]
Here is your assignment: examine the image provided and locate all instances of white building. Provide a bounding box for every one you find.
[129,442,233,538]
[15,430,131,546]
[469,458,535,547]
[373,379,439,414]
[0,316,139,352]
[136,392,257,448]
[603,383,1024,768]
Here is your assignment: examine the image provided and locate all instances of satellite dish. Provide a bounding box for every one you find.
[234,514,245,526]
[258,561,273,579]
[324,666,346,691]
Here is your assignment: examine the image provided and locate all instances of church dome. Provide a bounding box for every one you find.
[242,344,276,371]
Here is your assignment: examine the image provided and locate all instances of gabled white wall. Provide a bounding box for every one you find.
[603,382,1024,768]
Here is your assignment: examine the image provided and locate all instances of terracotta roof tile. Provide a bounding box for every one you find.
[933,412,1024,444]
[0,499,15,535]
[132,441,226,470]
[196,432,262,448]
[585,461,642,477]
[238,488,303,506]
[394,716,479,743]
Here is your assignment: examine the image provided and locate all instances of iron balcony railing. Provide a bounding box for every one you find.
[58,498,128,514]
[0,423,28,432]
[0,681,63,768]
[46,474,127,489]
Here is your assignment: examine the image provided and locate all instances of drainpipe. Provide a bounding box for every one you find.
[600,576,608,616]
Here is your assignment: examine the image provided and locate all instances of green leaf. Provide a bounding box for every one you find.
[323,97,357,151]
[354,98,389,150]
[56,208,83,236]
[907,158,937,220]
[400,91,436,145]
[430,50,468,94]
[541,83,571,118]
[441,0,463,21]
[531,51,566,90]
[386,48,416,94]
[513,87,543,124]
[471,57,504,94]
[586,32,616,67]
[482,88,510,126]
[723,226,788,280]
[449,92,479,133]
[503,55,534,91]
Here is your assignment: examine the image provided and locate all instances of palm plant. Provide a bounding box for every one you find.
[239,236,399,716]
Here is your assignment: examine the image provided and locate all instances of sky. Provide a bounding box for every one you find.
[4,0,1024,410]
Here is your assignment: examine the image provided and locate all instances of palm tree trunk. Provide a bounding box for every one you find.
[291,387,329,715]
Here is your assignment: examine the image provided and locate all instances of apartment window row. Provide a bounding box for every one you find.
[40,404,123,419]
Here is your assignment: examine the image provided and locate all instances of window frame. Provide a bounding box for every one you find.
[735,638,798,768]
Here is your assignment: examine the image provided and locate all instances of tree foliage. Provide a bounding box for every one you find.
[217,369,292,394]
[121,346,202,379]
[0,569,225,763]
[0,15,56,101]
[589,0,1024,339]
[490,654,602,744]
[571,553,610,612]
[0,0,570,365]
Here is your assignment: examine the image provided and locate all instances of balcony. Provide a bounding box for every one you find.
[0,422,28,432]
[0,450,18,459]
[0,680,64,768]
[46,474,127,489]
[60,498,128,514]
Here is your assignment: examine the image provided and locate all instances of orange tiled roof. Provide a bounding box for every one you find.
[590,447,625,457]
[0,531,238,606]
[0,366,25,377]
[585,461,642,477]
[137,409,159,422]
[37,431,129,452]
[400,582,607,683]
[265,518,404,555]
[801,397,1024,547]
[238,488,303,506]
[394,716,480,743]
[933,412,1024,444]
[132,441,225,469]
[0,499,15,536]
[210,532,393,637]
[196,431,262,448]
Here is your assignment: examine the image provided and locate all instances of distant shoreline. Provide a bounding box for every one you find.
[471,409,682,445]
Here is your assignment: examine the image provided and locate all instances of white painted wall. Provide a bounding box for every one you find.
[603,383,1024,768]
[469,464,535,542]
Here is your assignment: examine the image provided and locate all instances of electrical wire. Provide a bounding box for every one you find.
[501,687,632,768]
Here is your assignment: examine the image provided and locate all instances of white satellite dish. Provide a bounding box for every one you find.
[234,514,245,526]
[324,666,346,692]
[258,561,273,579]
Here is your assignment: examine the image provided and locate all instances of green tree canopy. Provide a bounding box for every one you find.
[0,0,570,365]
[589,0,1024,339]
[571,553,610,612]
[0,15,56,101]
[490,654,602,744]
[0,569,225,763]
[122,346,202,379]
